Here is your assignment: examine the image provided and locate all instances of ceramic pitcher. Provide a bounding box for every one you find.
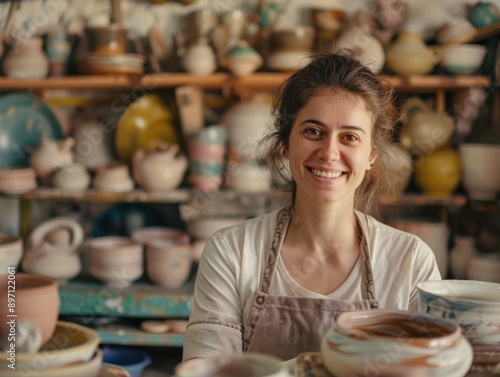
[22,217,84,285]
[2,37,50,79]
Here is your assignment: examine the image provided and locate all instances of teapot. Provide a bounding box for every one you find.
[29,136,74,185]
[133,140,188,192]
[400,97,455,156]
[21,217,84,285]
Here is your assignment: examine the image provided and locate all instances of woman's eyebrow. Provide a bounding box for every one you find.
[299,119,366,134]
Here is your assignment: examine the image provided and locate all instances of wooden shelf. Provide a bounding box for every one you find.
[96,324,184,347]
[0,73,490,92]
[59,279,193,318]
[379,194,467,207]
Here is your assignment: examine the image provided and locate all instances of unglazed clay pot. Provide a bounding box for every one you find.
[2,37,49,78]
[22,217,84,284]
[0,273,60,346]
[321,309,473,377]
[146,239,192,289]
[29,137,74,185]
[0,234,23,275]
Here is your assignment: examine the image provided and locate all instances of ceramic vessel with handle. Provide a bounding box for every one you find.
[22,217,84,284]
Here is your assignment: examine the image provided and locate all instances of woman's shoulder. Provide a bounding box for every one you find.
[214,207,283,238]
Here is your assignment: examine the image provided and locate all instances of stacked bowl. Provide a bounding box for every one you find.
[0,167,37,195]
[0,234,23,274]
[88,236,143,288]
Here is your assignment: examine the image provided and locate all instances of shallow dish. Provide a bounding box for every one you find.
[0,93,63,168]
[0,321,100,368]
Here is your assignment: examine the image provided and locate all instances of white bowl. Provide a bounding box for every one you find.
[440,44,487,74]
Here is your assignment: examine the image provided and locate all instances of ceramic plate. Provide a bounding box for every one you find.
[0,93,63,168]
[115,93,180,162]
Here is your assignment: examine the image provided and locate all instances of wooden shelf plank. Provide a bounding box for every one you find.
[59,279,193,317]
[20,187,191,203]
[0,73,490,92]
[379,194,467,207]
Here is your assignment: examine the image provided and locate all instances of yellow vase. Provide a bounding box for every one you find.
[414,148,462,198]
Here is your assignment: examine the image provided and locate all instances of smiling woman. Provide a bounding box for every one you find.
[183,51,441,363]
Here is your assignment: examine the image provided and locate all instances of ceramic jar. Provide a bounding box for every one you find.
[321,309,473,377]
[2,37,50,79]
[52,163,90,192]
[0,273,60,346]
[133,141,188,192]
[386,32,440,76]
[414,147,462,198]
[22,217,84,284]
[334,26,385,74]
[227,42,263,77]
[29,137,74,185]
[400,98,455,156]
[146,239,192,289]
[181,43,217,76]
[221,95,273,162]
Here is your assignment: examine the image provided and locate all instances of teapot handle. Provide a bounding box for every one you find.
[27,217,84,253]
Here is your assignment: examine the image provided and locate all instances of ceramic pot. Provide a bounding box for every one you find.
[468,2,500,27]
[400,98,455,156]
[414,148,461,198]
[0,273,60,346]
[52,163,90,192]
[227,41,263,77]
[334,26,385,74]
[0,234,23,275]
[29,137,74,185]
[386,32,440,76]
[221,95,273,162]
[2,37,50,79]
[22,217,84,284]
[133,141,187,192]
[321,309,473,377]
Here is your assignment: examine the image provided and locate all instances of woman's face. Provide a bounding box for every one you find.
[284,91,377,205]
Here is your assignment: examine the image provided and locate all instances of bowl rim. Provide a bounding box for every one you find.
[417,279,500,306]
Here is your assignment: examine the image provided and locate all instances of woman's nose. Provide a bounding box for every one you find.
[317,138,340,160]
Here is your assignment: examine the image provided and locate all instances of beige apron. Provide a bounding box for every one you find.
[243,207,379,361]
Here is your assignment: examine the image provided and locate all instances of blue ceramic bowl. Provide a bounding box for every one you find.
[102,347,152,377]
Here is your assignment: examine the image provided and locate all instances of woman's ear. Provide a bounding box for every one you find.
[367,148,378,170]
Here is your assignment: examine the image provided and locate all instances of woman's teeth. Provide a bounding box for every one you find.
[311,169,342,178]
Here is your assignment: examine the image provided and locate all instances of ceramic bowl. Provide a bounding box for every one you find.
[101,347,151,377]
[131,227,189,247]
[321,309,473,377]
[440,44,487,74]
[0,321,100,369]
[417,280,500,352]
[175,354,288,377]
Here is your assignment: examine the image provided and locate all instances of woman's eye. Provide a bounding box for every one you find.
[304,128,322,137]
[344,134,359,142]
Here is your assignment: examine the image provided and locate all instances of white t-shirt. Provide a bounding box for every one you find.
[183,208,441,360]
